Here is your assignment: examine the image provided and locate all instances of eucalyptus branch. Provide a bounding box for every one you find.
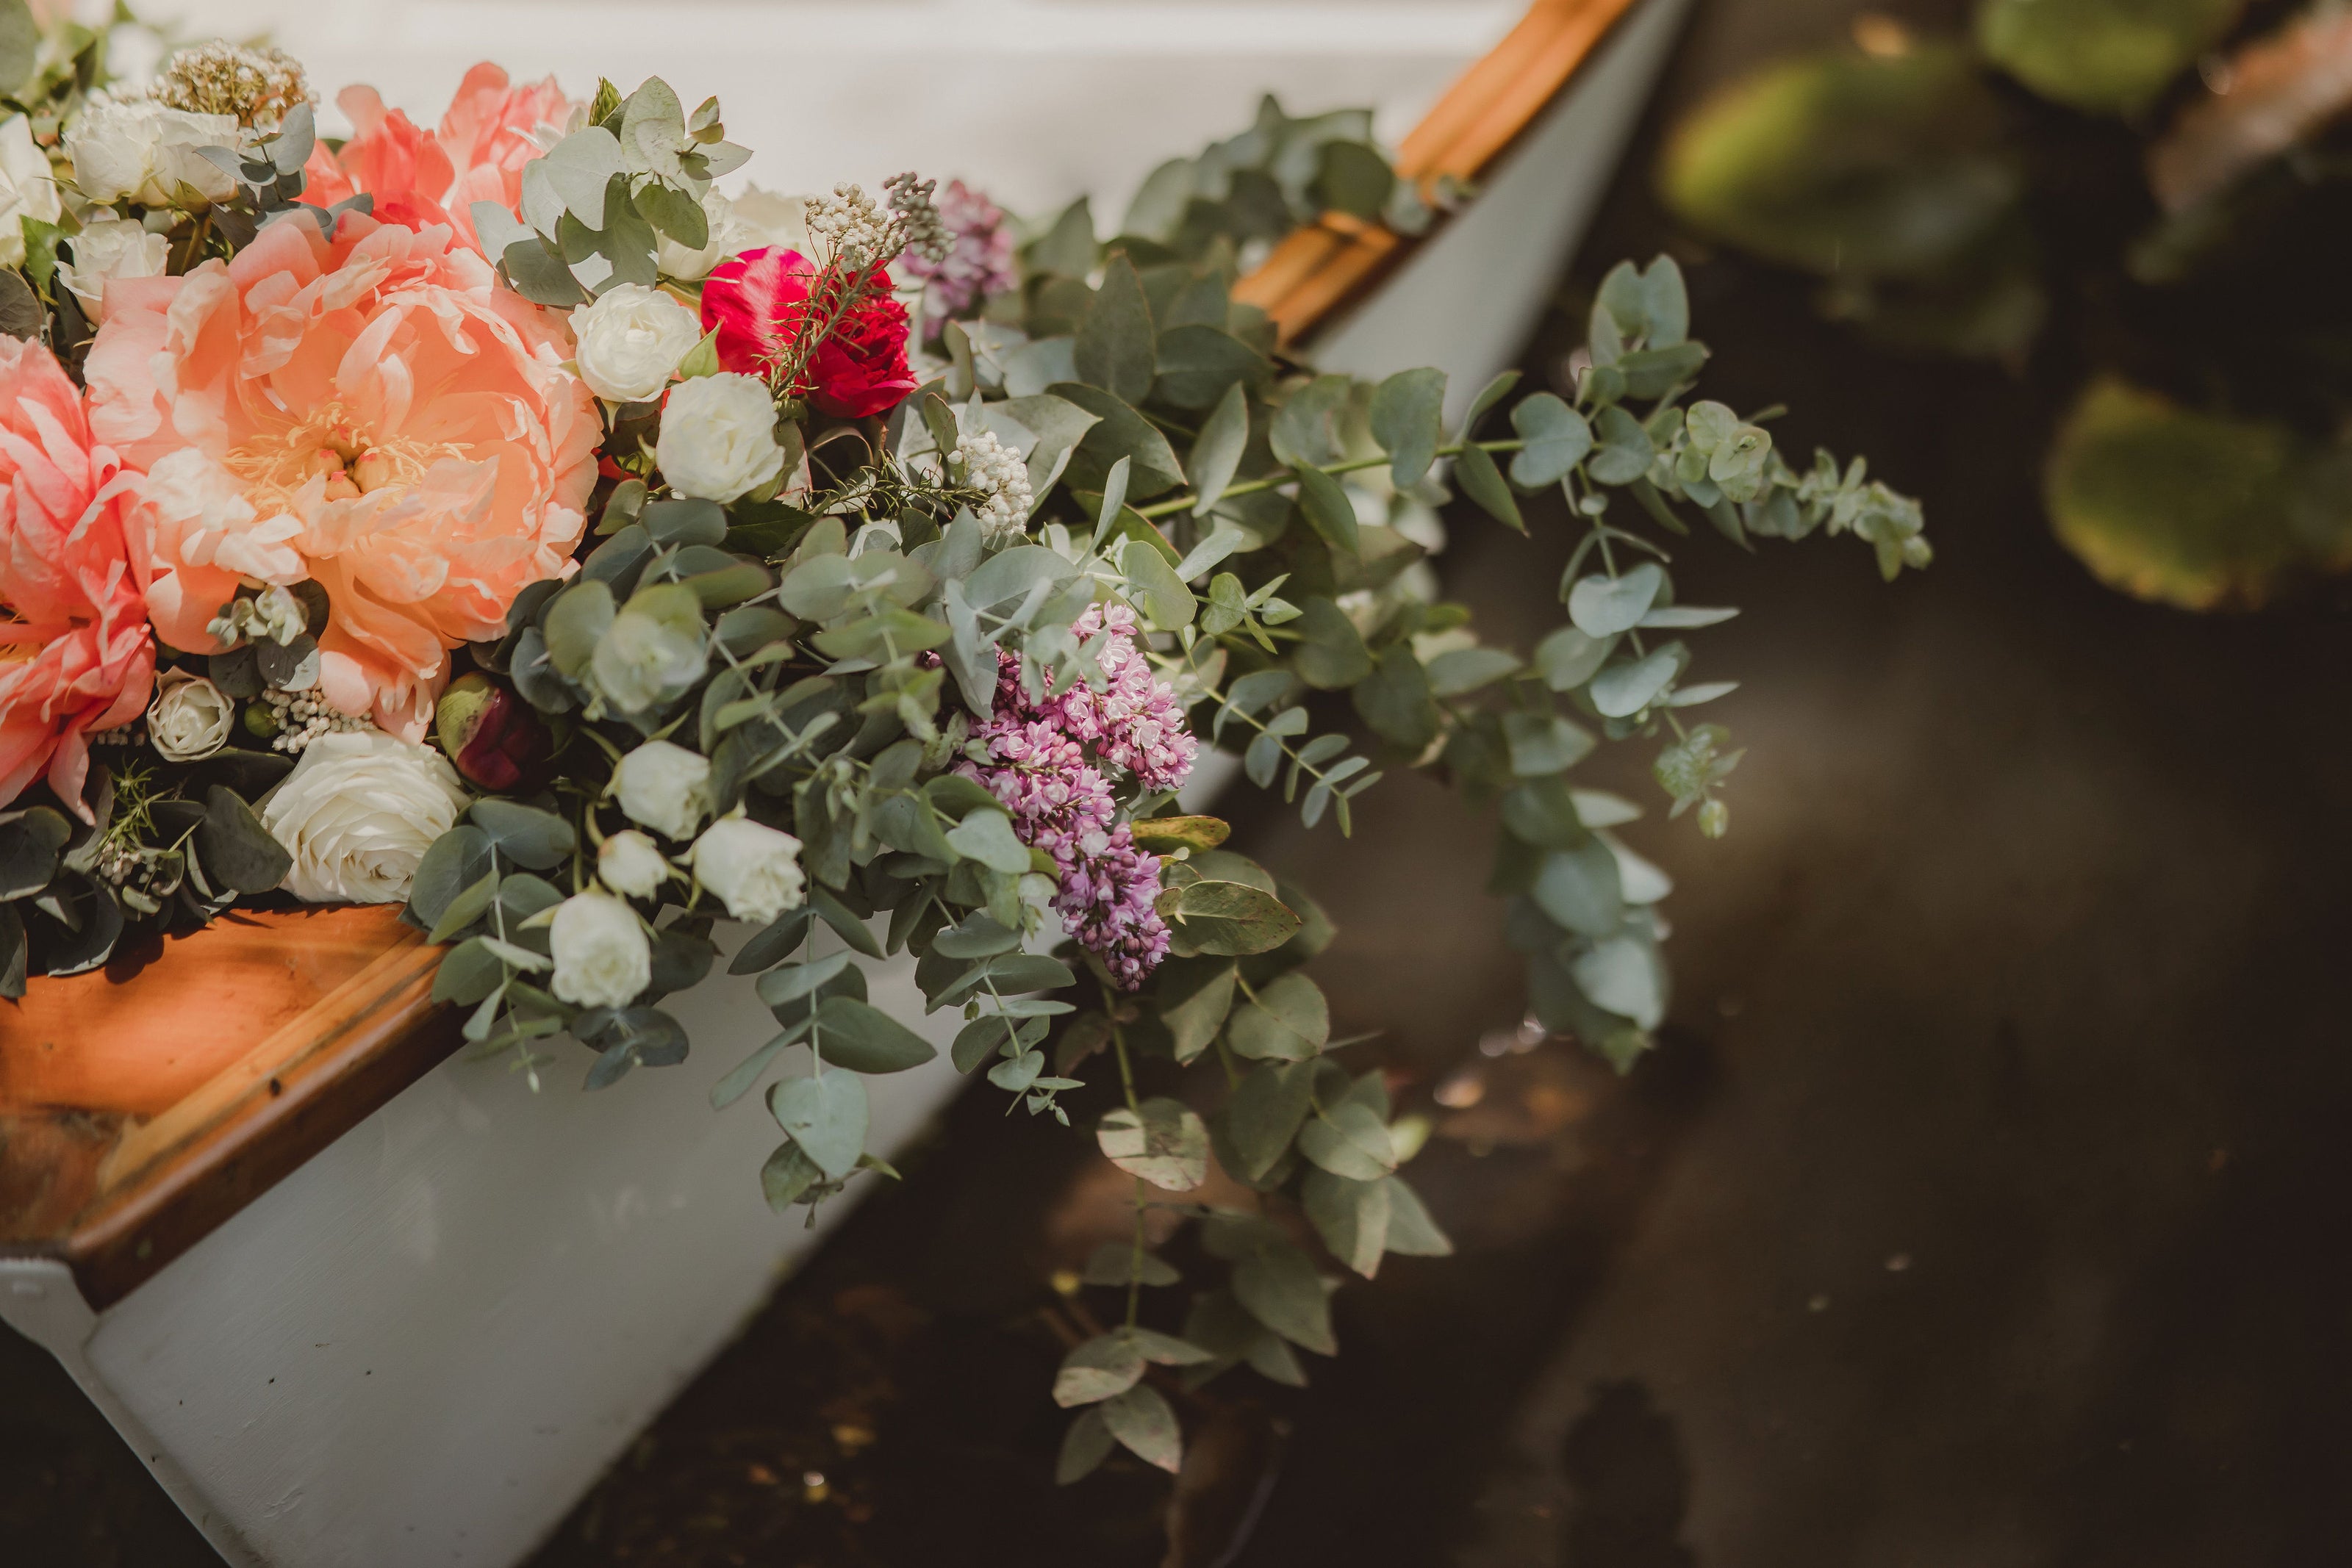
[1133,438,1528,519]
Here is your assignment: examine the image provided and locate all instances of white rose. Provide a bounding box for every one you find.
[610,739,711,841]
[57,215,168,320]
[656,373,784,503]
[690,812,806,924]
[598,829,671,898]
[258,730,470,903]
[0,114,61,270]
[549,891,652,1010]
[656,189,757,281]
[65,97,240,208]
[568,283,705,403]
[146,668,233,762]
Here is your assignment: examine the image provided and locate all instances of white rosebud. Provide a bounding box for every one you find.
[146,668,234,763]
[65,96,241,208]
[568,283,705,403]
[610,739,711,841]
[656,373,785,503]
[57,215,171,321]
[598,829,671,898]
[257,730,470,903]
[548,891,652,1010]
[689,811,806,925]
[0,114,62,270]
[655,189,756,281]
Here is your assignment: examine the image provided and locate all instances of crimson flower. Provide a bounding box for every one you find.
[700,248,918,420]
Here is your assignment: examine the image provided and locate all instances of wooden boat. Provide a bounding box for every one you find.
[0,2,1689,1561]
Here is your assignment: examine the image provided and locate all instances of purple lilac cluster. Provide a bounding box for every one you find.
[958,607,1197,989]
[1050,603,1197,793]
[898,180,1019,337]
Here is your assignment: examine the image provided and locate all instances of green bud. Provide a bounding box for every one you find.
[1698,797,1729,839]
[243,701,281,738]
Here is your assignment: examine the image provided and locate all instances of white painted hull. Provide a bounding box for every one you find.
[1,2,1690,1561]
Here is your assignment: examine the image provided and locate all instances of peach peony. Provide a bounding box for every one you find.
[0,338,153,819]
[86,210,598,739]
[303,65,576,254]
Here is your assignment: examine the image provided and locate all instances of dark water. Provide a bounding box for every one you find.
[12,1,2352,1563]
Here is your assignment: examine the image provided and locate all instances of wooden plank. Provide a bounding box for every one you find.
[0,907,459,1307]
[1234,0,1645,343]
[0,0,1642,1305]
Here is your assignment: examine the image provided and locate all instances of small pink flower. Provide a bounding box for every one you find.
[0,338,152,819]
[899,181,1018,337]
[956,620,1199,989]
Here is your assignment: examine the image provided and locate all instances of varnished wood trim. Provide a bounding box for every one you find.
[1233,0,1649,344]
[62,937,458,1309]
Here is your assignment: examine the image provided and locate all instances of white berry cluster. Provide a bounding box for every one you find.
[263,689,370,755]
[884,172,950,264]
[806,182,892,269]
[152,42,315,132]
[953,429,1033,544]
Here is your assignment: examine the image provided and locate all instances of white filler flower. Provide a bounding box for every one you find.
[549,891,652,1009]
[147,668,233,762]
[610,739,711,841]
[656,372,785,503]
[259,729,469,902]
[598,829,671,899]
[568,283,704,403]
[0,114,62,269]
[690,812,806,924]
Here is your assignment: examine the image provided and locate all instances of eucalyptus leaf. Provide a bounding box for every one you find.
[769,1070,869,1181]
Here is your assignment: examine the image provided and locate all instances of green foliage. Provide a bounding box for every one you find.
[1659,45,2040,361]
[2041,377,2348,610]
[0,68,1926,1504]
[1976,0,2245,115]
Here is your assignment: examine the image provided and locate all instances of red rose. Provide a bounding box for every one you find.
[699,247,919,420]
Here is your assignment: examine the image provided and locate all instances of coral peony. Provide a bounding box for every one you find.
[85,212,598,738]
[304,65,575,253]
[0,339,153,818]
[700,248,918,419]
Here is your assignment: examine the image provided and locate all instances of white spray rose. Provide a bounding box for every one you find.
[656,373,785,503]
[0,115,61,270]
[146,668,233,762]
[598,829,671,899]
[549,891,652,1010]
[610,739,711,841]
[57,215,169,320]
[65,96,242,207]
[655,189,756,281]
[568,283,705,403]
[690,812,806,925]
[258,730,470,903]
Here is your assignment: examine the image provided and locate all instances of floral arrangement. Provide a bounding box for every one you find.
[0,15,1926,1486]
[1660,0,2352,610]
